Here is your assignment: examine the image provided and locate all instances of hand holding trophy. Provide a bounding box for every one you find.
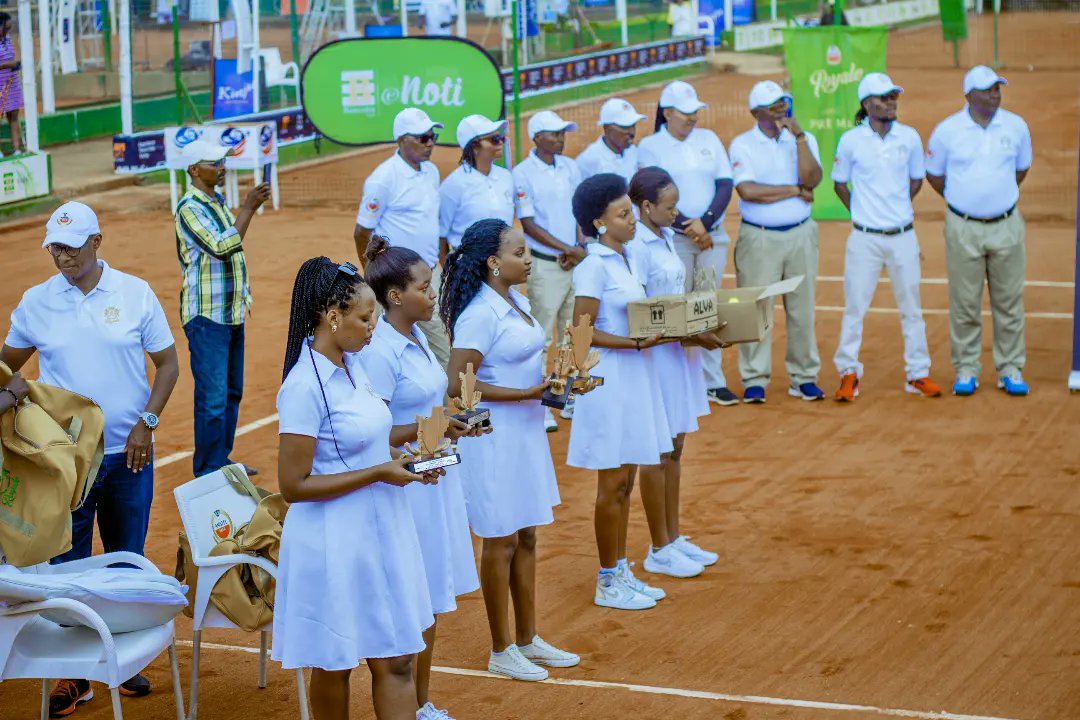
[542,314,605,409]
[404,406,462,474]
[451,362,491,428]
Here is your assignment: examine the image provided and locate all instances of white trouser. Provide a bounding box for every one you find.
[833,228,930,382]
[673,228,729,390]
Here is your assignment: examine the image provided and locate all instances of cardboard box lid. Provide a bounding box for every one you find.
[754,275,804,301]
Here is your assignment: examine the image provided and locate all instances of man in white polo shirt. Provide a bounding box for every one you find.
[831,72,941,401]
[513,110,583,427]
[353,107,450,368]
[926,66,1032,397]
[1,201,180,714]
[575,98,646,183]
[418,0,457,35]
[729,80,824,404]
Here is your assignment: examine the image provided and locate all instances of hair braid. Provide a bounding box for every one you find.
[438,218,509,341]
[459,139,480,168]
[282,256,365,383]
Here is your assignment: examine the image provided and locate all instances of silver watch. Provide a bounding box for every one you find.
[140,412,159,430]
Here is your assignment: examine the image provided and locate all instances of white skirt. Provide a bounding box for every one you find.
[404,466,480,615]
[272,483,434,670]
[457,400,561,538]
[652,342,710,436]
[567,347,674,470]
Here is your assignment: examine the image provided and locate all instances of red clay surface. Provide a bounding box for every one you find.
[1,14,1078,720]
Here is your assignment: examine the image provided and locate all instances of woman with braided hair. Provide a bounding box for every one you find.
[274,256,437,720]
[440,218,578,682]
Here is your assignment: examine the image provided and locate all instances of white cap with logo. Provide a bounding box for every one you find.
[598,98,647,127]
[659,80,707,114]
[527,110,577,140]
[456,114,508,148]
[857,72,904,102]
[963,65,1007,94]
[43,201,101,249]
[182,140,232,165]
[748,80,791,110]
[393,107,444,140]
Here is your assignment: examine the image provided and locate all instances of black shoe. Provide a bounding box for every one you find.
[119,673,151,697]
[49,679,93,717]
[706,387,739,406]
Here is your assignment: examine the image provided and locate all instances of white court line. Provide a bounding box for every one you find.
[176,640,1021,720]
[153,413,278,471]
[720,274,1074,289]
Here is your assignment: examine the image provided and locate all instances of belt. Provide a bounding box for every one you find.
[530,249,560,262]
[948,204,1016,223]
[742,217,809,233]
[853,222,914,236]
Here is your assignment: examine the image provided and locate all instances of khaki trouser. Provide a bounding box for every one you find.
[673,229,729,390]
[375,264,452,371]
[734,220,820,388]
[526,254,575,373]
[944,209,1026,378]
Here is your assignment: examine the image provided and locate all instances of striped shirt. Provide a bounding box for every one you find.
[174,186,251,326]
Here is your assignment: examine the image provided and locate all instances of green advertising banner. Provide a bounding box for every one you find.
[781,27,888,220]
[301,38,505,146]
[940,0,968,42]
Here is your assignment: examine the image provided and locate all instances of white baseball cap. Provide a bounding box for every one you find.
[43,201,101,249]
[182,139,231,165]
[527,110,576,140]
[393,107,444,140]
[598,98,647,127]
[857,72,904,102]
[963,65,1007,94]
[659,80,707,114]
[748,80,791,110]
[456,114,508,148]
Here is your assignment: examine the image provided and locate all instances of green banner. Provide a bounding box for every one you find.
[939,0,968,42]
[301,38,505,146]
[781,27,887,220]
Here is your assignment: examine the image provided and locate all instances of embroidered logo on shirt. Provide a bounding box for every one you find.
[57,213,72,226]
[516,190,527,199]
[103,306,121,324]
[732,160,742,170]
[364,383,380,399]
[365,199,379,212]
[211,509,234,542]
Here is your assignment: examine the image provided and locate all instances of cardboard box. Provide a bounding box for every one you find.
[715,276,805,345]
[627,290,719,339]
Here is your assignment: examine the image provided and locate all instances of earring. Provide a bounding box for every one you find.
[394,300,402,306]
[492,267,501,277]
[330,322,339,333]
[597,224,608,235]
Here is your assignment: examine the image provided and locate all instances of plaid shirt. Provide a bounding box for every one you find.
[175,187,251,326]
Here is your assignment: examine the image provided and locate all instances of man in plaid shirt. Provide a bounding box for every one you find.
[175,140,270,476]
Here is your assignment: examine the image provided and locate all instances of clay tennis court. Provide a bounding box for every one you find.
[2,13,1078,720]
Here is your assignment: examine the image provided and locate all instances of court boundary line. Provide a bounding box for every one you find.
[175,640,1022,720]
[719,274,1074,289]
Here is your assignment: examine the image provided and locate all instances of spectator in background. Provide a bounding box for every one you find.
[0,11,25,156]
[668,0,696,37]
[419,0,458,35]
[820,0,849,26]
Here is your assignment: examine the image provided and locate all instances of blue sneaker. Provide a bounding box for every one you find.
[743,386,766,404]
[788,382,824,401]
[952,376,978,396]
[998,373,1029,396]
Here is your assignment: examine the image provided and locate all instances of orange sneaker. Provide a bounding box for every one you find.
[835,373,859,402]
[906,377,942,397]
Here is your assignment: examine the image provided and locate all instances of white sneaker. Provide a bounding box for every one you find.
[644,543,704,578]
[594,573,656,610]
[617,562,666,600]
[544,410,558,432]
[519,635,580,667]
[417,702,454,720]
[673,535,718,566]
[488,644,548,681]
[559,394,576,420]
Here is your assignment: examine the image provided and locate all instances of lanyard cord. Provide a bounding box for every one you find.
[308,342,351,470]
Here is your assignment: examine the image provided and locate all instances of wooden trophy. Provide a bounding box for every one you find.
[542,315,604,409]
[404,407,461,474]
[451,363,491,428]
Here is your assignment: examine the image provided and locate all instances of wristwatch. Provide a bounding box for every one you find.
[140,412,160,430]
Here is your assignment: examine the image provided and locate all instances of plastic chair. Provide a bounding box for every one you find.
[173,466,309,720]
[257,48,301,104]
[0,552,185,720]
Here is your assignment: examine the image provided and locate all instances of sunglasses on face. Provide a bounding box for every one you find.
[411,132,439,144]
[47,243,83,258]
[197,159,226,169]
[483,134,506,146]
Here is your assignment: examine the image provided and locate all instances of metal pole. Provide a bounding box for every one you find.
[456,0,466,37]
[102,0,113,71]
[511,0,521,164]
[37,0,54,113]
[253,0,261,112]
[1070,121,1080,392]
[770,0,776,21]
[172,5,182,122]
[991,0,999,69]
[17,0,39,151]
[723,0,732,31]
[833,0,842,25]
[616,0,627,45]
[399,0,407,36]
[344,0,356,35]
[119,0,132,133]
[289,0,299,65]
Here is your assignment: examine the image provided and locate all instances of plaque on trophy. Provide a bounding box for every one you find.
[451,363,491,428]
[404,407,462,474]
[542,315,604,410]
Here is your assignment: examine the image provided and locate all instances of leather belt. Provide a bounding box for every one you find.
[530,249,560,262]
[853,222,914,236]
[742,217,810,233]
[948,204,1016,224]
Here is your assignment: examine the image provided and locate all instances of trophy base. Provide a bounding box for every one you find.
[452,407,491,428]
[406,453,461,474]
[541,380,574,410]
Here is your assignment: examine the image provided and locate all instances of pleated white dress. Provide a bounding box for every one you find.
[567,242,673,470]
[273,345,433,670]
[360,321,480,615]
[627,224,710,436]
[452,283,561,538]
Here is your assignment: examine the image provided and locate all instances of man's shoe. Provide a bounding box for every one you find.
[707,387,739,406]
[594,572,656,610]
[488,645,548,681]
[544,410,558,433]
[952,376,978,396]
[559,394,575,420]
[519,635,580,667]
[49,679,93,718]
[118,673,151,697]
[906,377,942,397]
[835,373,859,402]
[788,382,825,401]
[673,535,718,566]
[616,562,666,601]
[643,543,704,578]
[743,386,766,404]
[998,372,1029,396]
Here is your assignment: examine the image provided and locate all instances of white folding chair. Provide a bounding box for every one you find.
[0,552,184,720]
[173,465,308,720]
[257,48,301,105]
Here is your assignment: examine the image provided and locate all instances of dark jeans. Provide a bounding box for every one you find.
[184,315,245,477]
[52,451,154,564]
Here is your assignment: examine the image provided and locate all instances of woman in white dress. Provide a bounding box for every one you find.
[440,218,579,682]
[359,236,484,720]
[567,173,676,612]
[626,166,722,579]
[274,257,438,720]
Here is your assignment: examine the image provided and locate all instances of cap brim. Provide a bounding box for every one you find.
[532,120,577,137]
[395,121,445,140]
[463,120,508,146]
[600,113,647,126]
[42,231,91,249]
[971,77,1007,91]
[186,146,232,164]
[751,93,791,110]
[672,100,707,113]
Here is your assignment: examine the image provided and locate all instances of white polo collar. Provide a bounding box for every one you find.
[305,341,349,387]
[372,319,424,359]
[962,105,1003,129]
[50,259,117,295]
[752,124,792,144]
[477,282,517,319]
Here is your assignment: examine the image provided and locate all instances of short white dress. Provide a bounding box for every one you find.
[567,243,673,469]
[360,321,480,615]
[627,224,710,436]
[452,283,561,538]
[273,345,433,670]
